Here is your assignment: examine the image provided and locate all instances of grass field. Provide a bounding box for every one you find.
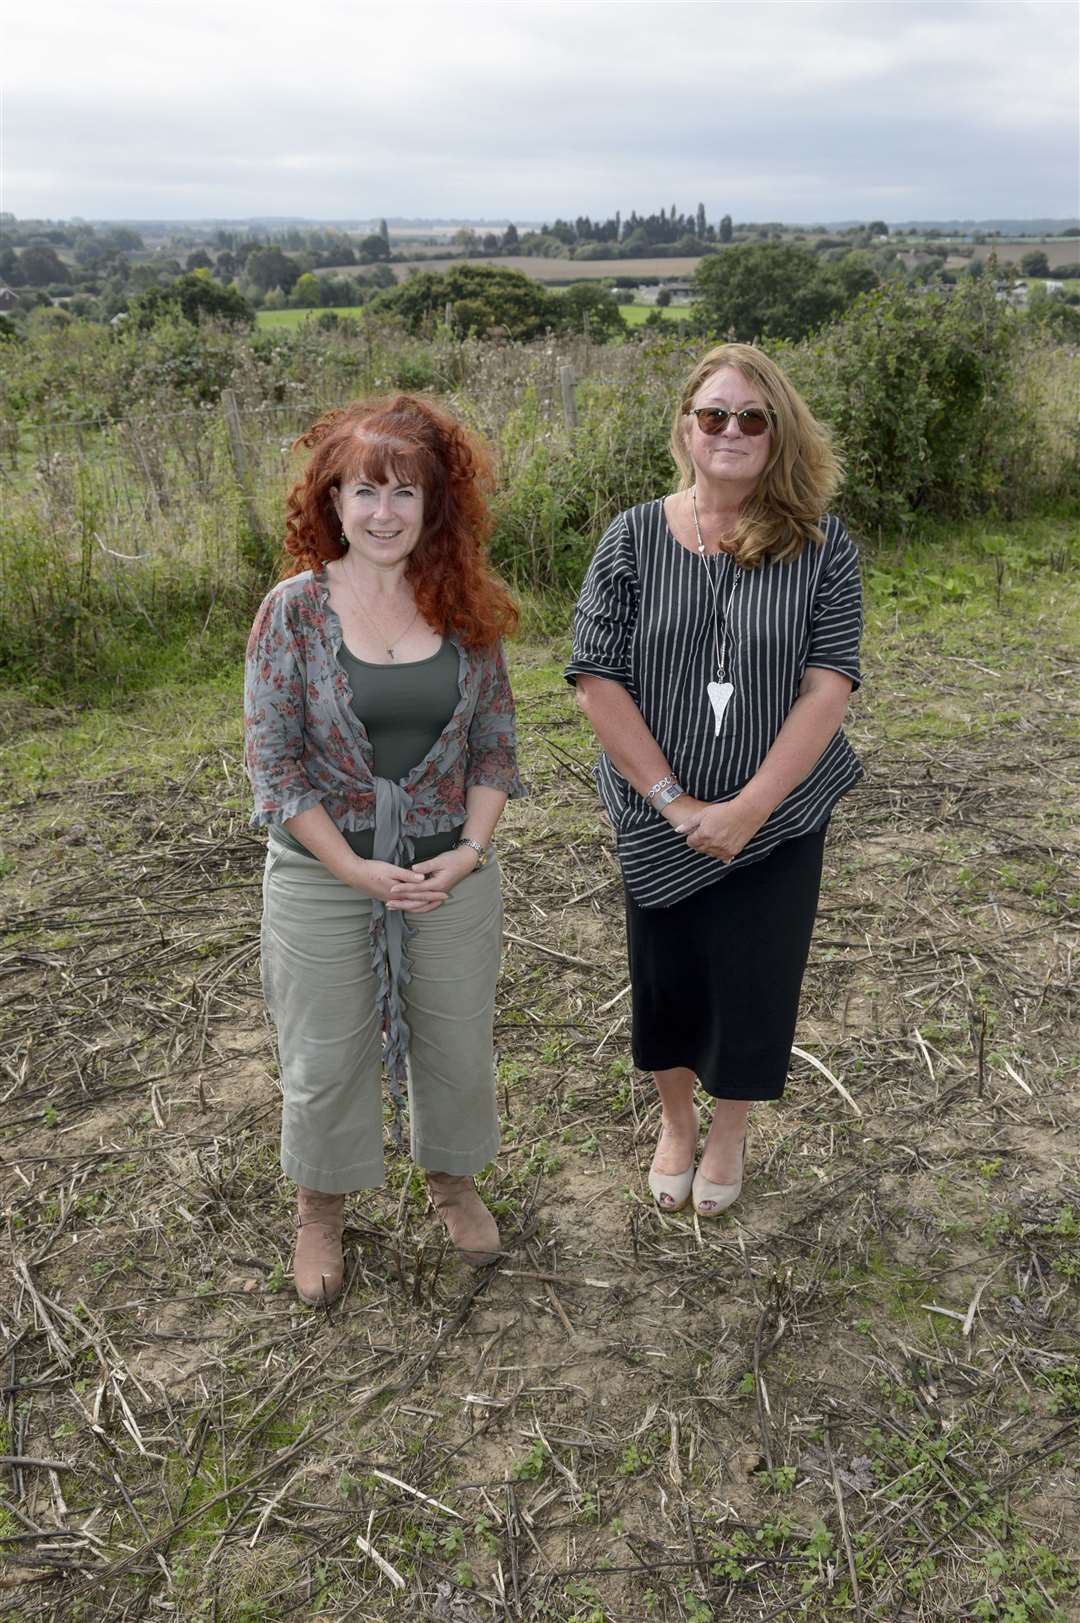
[1,517,1078,1620]
[618,302,693,325]
[254,302,692,332]
[256,305,366,329]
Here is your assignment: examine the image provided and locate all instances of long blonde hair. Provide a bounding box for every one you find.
[669,343,843,568]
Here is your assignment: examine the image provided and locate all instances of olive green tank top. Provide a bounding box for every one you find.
[277,639,461,862]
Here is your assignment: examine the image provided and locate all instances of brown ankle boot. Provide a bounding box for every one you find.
[294,1187,345,1306]
[426,1173,500,1267]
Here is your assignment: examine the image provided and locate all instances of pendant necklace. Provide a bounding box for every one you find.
[339,561,419,661]
[692,486,740,736]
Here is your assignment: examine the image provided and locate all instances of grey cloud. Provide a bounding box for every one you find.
[7,0,1077,219]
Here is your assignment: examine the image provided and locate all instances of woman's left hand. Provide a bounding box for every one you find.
[673,795,763,864]
[391,846,482,910]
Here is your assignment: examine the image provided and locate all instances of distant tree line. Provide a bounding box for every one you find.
[2,208,1077,345]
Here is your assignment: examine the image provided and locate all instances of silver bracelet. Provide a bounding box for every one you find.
[456,837,488,869]
[646,773,677,803]
[652,782,686,810]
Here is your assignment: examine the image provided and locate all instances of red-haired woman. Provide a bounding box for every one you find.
[245,396,522,1306]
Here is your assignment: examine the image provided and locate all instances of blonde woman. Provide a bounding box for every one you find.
[567,344,862,1217]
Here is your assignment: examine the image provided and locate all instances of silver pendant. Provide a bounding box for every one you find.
[706,680,734,735]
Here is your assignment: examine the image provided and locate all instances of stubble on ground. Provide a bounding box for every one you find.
[1,554,1078,1621]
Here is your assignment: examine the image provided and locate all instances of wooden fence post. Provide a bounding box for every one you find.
[559,364,578,431]
[222,389,264,546]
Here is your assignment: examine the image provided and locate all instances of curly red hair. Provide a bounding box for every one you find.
[281,394,518,647]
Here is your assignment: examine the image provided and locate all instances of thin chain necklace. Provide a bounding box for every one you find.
[692,486,740,735]
[338,561,420,661]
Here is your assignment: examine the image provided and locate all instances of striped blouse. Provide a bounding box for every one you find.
[565,499,863,908]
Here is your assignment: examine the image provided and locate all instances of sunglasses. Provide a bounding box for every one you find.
[688,406,773,438]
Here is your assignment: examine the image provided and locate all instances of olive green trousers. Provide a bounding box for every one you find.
[261,832,502,1193]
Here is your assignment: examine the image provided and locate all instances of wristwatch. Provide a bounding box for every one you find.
[651,782,686,810]
[456,837,488,868]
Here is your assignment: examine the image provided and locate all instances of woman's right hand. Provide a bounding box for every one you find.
[351,860,450,912]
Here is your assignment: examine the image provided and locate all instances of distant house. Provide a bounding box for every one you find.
[0,285,16,312]
[641,281,695,306]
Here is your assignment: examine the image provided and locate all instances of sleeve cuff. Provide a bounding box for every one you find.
[805,660,861,692]
[249,788,325,827]
[564,660,629,687]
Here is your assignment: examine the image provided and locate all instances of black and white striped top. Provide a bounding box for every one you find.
[565,499,863,908]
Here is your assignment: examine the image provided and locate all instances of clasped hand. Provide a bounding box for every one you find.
[354,846,479,912]
[667,794,762,864]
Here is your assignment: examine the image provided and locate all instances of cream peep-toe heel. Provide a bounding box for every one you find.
[692,1135,745,1218]
[648,1105,700,1212]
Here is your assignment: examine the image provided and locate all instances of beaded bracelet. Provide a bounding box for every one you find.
[645,773,677,803]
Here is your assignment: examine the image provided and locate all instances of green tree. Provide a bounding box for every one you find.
[694,242,847,340]
[291,272,322,307]
[372,262,555,338]
[19,244,67,286]
[555,282,626,339]
[127,271,254,330]
[247,246,299,294]
[1020,250,1050,277]
[719,214,733,243]
[358,233,390,261]
[828,251,880,301]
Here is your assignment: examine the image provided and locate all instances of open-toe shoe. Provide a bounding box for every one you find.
[648,1104,700,1213]
[692,1136,745,1218]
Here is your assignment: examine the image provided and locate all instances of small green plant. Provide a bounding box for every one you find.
[617,1441,650,1476]
[511,1439,548,1481]
[472,1515,499,1555]
[440,1524,465,1558]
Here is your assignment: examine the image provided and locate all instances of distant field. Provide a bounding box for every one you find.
[391,254,706,282]
[257,306,365,328]
[314,241,1080,281]
[964,240,1080,268]
[255,301,692,332]
[619,301,693,324]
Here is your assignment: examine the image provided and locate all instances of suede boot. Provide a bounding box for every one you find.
[426,1173,500,1266]
[294,1187,345,1306]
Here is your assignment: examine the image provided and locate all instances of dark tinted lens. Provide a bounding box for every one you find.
[695,408,731,434]
[737,409,771,437]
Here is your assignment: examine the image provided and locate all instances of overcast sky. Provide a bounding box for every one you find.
[6,0,1078,224]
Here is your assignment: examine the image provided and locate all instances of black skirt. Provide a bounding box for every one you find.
[625,825,827,1101]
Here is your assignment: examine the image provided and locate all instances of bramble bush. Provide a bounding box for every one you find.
[775,278,1076,533]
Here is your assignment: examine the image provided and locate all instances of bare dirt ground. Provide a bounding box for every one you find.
[2,590,1078,1620]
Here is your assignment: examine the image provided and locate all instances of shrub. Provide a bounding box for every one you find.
[370,263,557,340]
[777,279,1052,532]
[694,242,878,343]
[127,272,254,332]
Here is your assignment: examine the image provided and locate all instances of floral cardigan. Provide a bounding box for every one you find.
[244,566,523,1134]
[244,567,523,836]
